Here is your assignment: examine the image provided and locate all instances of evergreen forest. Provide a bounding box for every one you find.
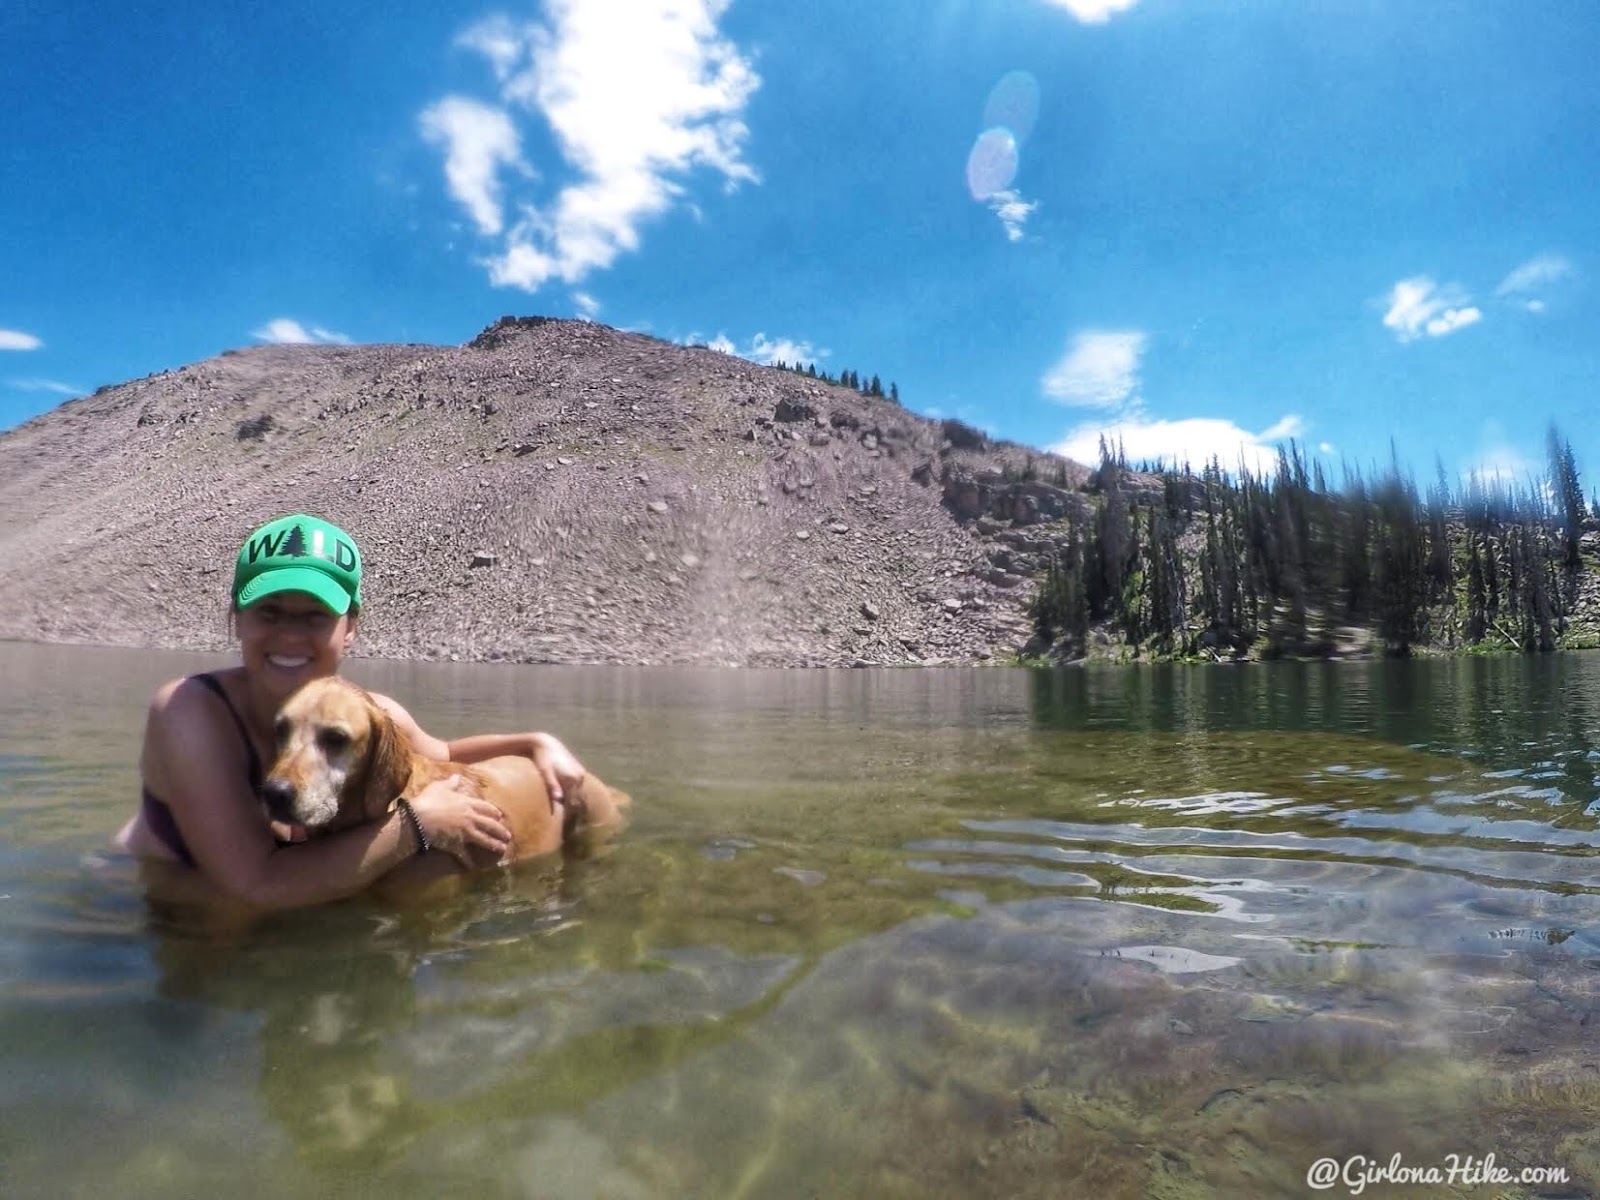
[1028,427,1600,661]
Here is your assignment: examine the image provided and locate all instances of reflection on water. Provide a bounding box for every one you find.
[6,644,1600,1196]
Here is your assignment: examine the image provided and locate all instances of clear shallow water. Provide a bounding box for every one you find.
[5,644,1600,1197]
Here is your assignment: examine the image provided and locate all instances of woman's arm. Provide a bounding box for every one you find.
[142,679,509,911]
[372,695,589,805]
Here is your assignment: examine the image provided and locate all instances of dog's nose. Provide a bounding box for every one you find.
[261,777,297,822]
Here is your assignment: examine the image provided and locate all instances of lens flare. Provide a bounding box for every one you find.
[965,128,1019,201]
[983,70,1040,144]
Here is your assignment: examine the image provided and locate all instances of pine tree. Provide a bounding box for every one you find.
[1087,438,1131,621]
[1029,430,1588,661]
[1548,424,1585,570]
[1031,532,1090,654]
[1144,506,1186,650]
[1465,536,1487,643]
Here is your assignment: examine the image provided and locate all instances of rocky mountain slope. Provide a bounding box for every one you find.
[0,317,1091,666]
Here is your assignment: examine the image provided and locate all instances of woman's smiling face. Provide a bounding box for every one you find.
[235,591,356,700]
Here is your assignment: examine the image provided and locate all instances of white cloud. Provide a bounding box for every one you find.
[1464,448,1536,490]
[1259,415,1306,441]
[1457,422,1541,493]
[572,291,600,318]
[987,189,1037,242]
[488,240,558,290]
[252,318,351,345]
[455,13,525,83]
[431,1,760,293]
[418,95,530,237]
[1042,0,1138,23]
[1050,414,1305,476]
[1496,254,1573,297]
[1381,276,1481,343]
[8,377,81,396]
[747,332,820,366]
[1424,305,1481,338]
[1041,330,1146,408]
[700,330,823,366]
[0,329,42,351]
[1041,323,1304,478]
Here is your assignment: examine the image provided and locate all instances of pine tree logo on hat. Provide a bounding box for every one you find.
[232,514,363,614]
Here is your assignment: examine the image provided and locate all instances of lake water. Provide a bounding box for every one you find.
[4,641,1600,1198]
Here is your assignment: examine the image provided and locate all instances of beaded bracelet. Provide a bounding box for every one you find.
[396,798,430,855]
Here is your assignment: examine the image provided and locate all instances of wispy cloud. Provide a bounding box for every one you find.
[418,96,530,237]
[1381,276,1482,343]
[425,1,760,293]
[1496,254,1575,314]
[1041,330,1146,408]
[987,189,1037,242]
[1042,0,1138,24]
[8,377,81,396]
[0,329,43,351]
[252,318,352,345]
[1497,254,1574,297]
[455,13,524,80]
[701,330,824,366]
[1050,414,1306,475]
[572,291,600,318]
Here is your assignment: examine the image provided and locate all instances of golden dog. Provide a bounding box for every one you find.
[261,676,628,895]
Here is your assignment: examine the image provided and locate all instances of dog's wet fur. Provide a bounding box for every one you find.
[262,676,629,897]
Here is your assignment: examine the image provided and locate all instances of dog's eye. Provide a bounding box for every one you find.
[317,728,352,753]
[273,718,290,745]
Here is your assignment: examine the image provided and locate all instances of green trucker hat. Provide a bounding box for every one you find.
[231,514,363,615]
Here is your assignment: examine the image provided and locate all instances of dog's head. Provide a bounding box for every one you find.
[261,677,411,833]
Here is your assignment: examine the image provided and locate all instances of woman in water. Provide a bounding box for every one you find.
[117,513,588,910]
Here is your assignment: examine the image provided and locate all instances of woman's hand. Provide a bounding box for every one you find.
[408,775,513,867]
[530,733,588,811]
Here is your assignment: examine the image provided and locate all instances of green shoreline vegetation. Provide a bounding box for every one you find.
[1027,425,1599,664]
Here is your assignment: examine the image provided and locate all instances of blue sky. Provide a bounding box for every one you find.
[4,0,1597,488]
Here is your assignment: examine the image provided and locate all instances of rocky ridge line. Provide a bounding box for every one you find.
[0,317,1093,667]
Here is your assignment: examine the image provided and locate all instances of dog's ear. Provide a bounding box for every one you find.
[359,696,413,820]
